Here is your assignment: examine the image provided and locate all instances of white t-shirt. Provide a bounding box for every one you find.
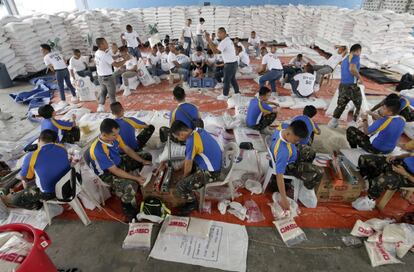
[213,38,220,45]
[218,37,237,63]
[325,53,344,69]
[248,36,260,47]
[196,23,204,35]
[177,54,190,65]
[95,49,114,76]
[293,72,316,97]
[238,52,250,66]
[167,52,178,70]
[68,56,87,72]
[125,57,138,71]
[147,53,160,67]
[122,31,139,48]
[182,26,192,38]
[206,55,216,65]
[216,54,224,63]
[262,53,283,70]
[44,52,67,70]
[160,52,170,71]
[191,53,205,63]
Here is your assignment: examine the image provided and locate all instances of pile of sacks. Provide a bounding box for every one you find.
[350,218,414,267]
[0,19,26,79]
[42,14,73,58]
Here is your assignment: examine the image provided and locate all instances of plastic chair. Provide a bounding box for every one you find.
[43,166,91,226]
[262,135,302,201]
[320,72,333,86]
[198,142,240,211]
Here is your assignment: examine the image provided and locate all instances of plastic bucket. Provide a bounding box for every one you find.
[0,223,57,272]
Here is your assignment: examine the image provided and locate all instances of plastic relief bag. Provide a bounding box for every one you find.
[364,241,402,267]
[383,223,414,259]
[122,222,153,249]
[245,200,265,223]
[365,218,395,232]
[269,192,300,219]
[273,217,307,247]
[160,216,189,235]
[0,235,32,271]
[351,220,375,237]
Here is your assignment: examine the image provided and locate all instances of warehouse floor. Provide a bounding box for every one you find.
[45,219,414,272]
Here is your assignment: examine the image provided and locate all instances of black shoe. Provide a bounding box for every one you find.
[122,203,138,223]
[177,200,198,216]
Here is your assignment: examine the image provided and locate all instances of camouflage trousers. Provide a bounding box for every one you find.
[175,168,221,201]
[10,184,55,210]
[285,144,323,189]
[250,112,277,131]
[136,125,155,151]
[358,154,413,199]
[346,126,382,154]
[61,127,81,144]
[399,107,414,122]
[333,84,362,121]
[99,152,152,206]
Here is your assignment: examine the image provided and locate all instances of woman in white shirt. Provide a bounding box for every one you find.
[290,64,316,98]
[182,19,193,57]
[40,44,77,105]
[196,18,205,49]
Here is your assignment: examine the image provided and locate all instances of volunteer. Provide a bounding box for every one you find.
[121,24,142,59]
[258,45,283,96]
[205,27,240,101]
[94,37,130,112]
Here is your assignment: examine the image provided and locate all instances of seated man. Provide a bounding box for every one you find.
[291,105,321,146]
[236,45,253,75]
[214,54,224,89]
[246,86,278,132]
[170,120,222,213]
[258,45,283,96]
[176,47,191,70]
[283,54,307,83]
[346,98,405,154]
[159,44,171,74]
[69,49,94,83]
[369,93,414,122]
[85,118,151,221]
[159,86,202,143]
[358,153,414,200]
[147,45,165,77]
[168,44,189,83]
[110,102,155,151]
[191,46,206,75]
[233,37,246,53]
[119,46,138,96]
[270,120,323,210]
[38,104,80,144]
[289,64,316,98]
[313,45,347,92]
[205,49,217,77]
[9,130,71,209]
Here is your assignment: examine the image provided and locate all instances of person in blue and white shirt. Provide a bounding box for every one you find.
[347,98,405,154]
[269,120,323,211]
[9,130,70,209]
[291,105,321,146]
[246,86,278,131]
[369,93,414,122]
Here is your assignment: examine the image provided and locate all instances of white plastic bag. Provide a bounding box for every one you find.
[74,76,98,102]
[270,192,300,219]
[0,235,32,271]
[187,218,212,239]
[298,184,318,208]
[365,218,395,231]
[137,60,155,86]
[352,196,376,211]
[228,202,248,221]
[383,223,414,259]
[273,217,307,247]
[161,216,189,235]
[218,200,230,215]
[351,219,375,237]
[156,141,186,170]
[364,241,402,267]
[245,200,265,223]
[122,222,153,249]
[245,179,263,195]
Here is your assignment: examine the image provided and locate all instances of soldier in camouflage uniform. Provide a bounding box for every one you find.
[328,44,363,128]
[86,119,151,221]
[358,153,414,199]
[285,144,324,189]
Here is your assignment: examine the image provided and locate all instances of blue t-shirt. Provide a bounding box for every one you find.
[368,116,405,153]
[170,103,200,129]
[246,97,273,127]
[20,143,70,193]
[41,118,74,142]
[341,54,360,84]
[115,117,146,150]
[403,156,414,175]
[87,135,127,175]
[185,128,222,172]
[399,96,414,112]
[292,115,320,145]
[270,129,297,174]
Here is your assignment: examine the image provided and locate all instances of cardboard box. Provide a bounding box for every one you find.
[141,173,187,208]
[315,166,364,203]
